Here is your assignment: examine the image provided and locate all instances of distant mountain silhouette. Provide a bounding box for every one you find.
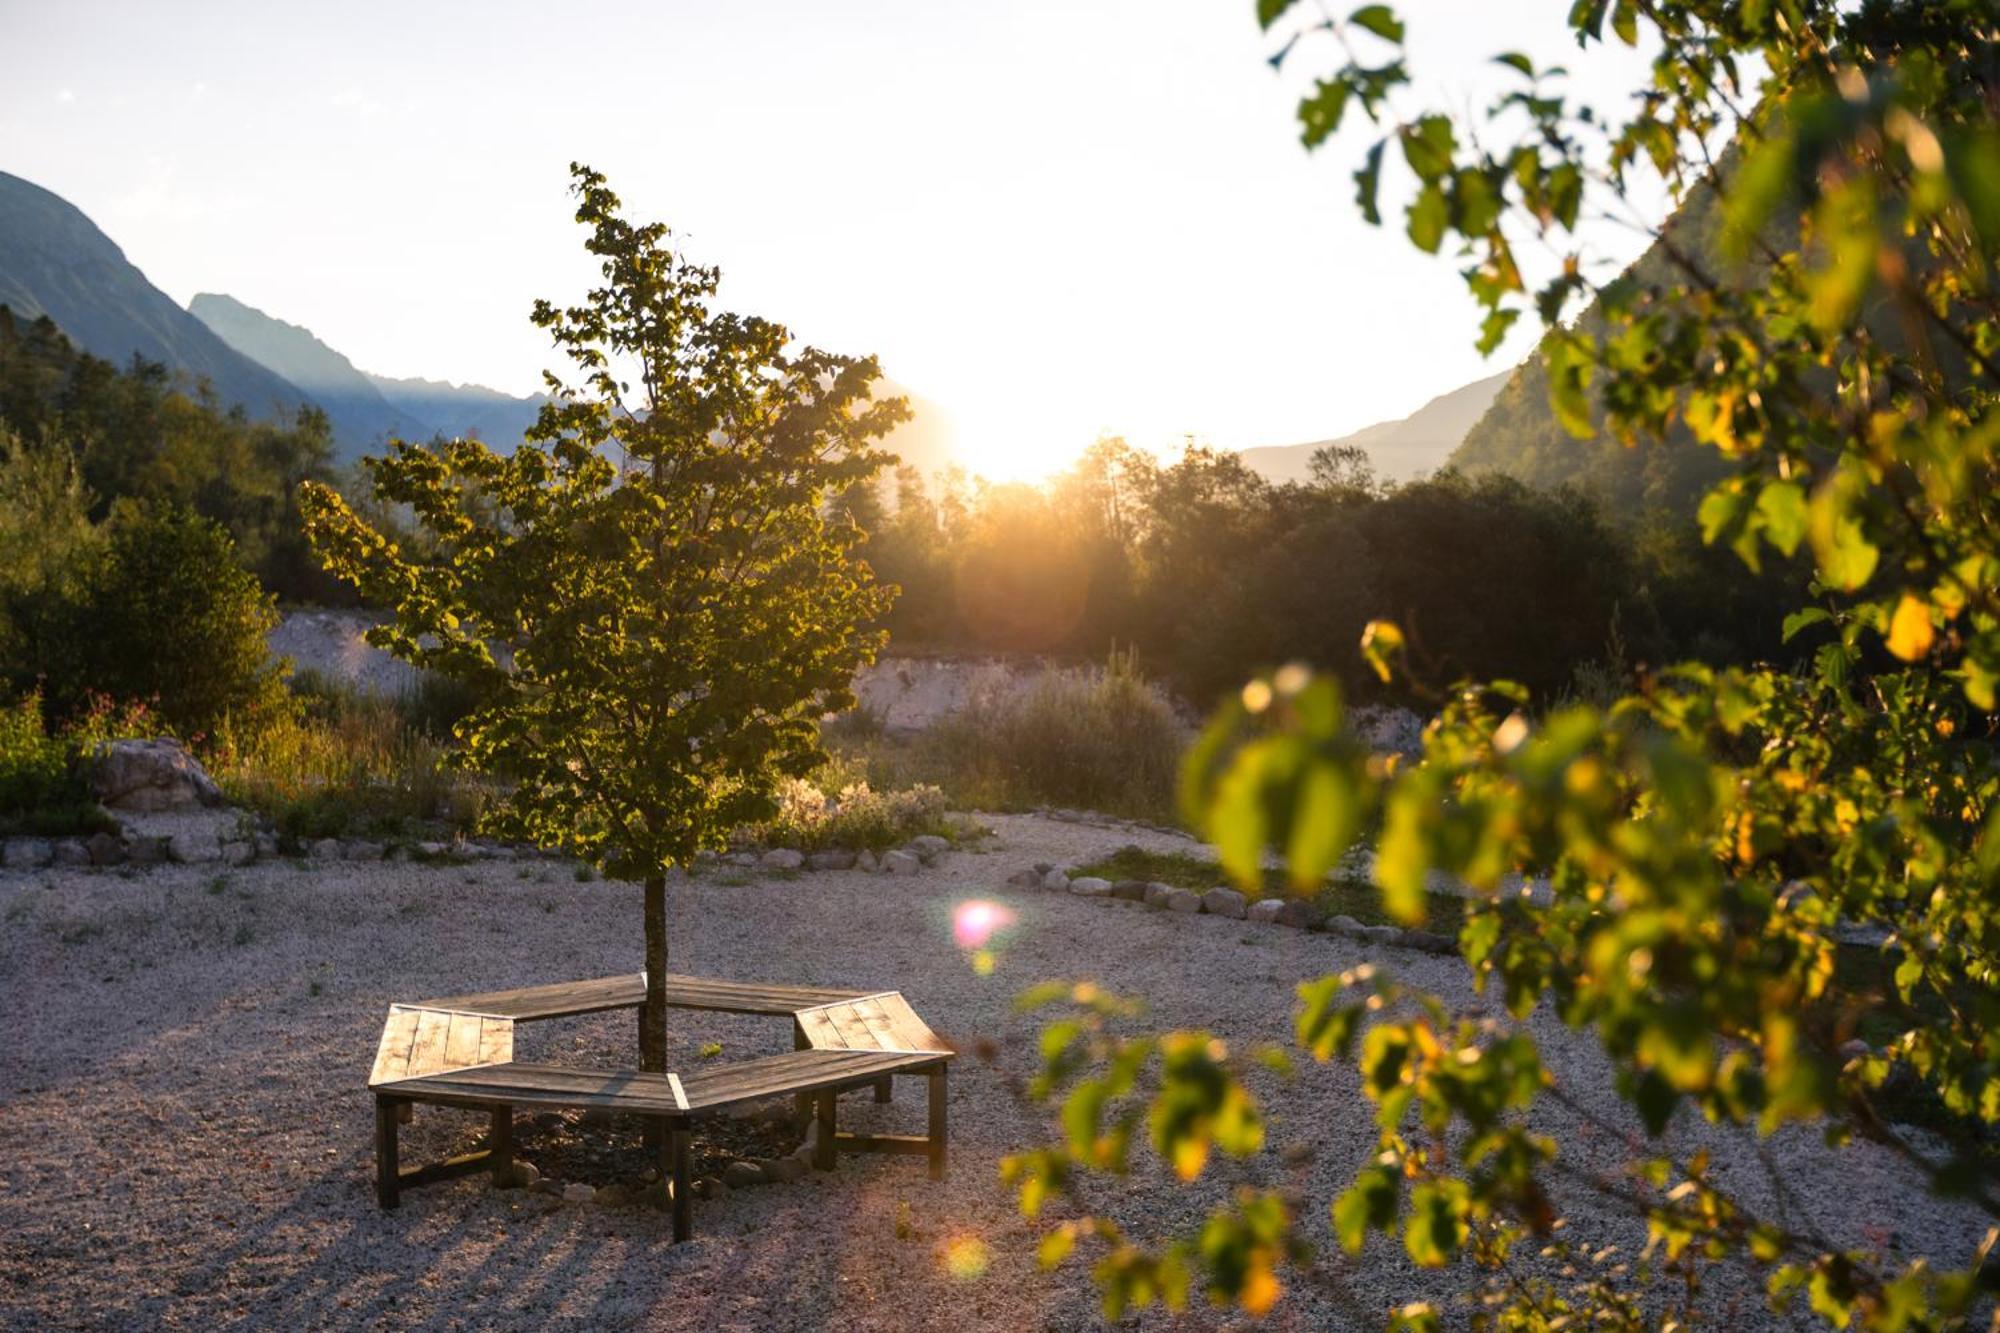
[362,372,546,448]
[189,293,431,456]
[1239,371,1510,485]
[0,171,310,424]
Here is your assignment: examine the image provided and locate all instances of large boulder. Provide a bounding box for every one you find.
[90,739,223,813]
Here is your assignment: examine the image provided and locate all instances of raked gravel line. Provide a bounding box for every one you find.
[0,813,1984,1332]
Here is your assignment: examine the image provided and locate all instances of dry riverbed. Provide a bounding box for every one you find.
[0,814,1985,1331]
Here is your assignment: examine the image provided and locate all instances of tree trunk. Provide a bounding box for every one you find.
[640,873,668,1073]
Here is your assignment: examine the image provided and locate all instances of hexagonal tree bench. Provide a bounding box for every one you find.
[367,973,954,1241]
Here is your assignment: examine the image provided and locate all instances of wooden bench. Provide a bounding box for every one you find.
[367,976,954,1242]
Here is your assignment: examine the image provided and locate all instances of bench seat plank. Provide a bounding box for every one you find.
[417,973,872,1021]
[369,1005,516,1087]
[796,992,951,1056]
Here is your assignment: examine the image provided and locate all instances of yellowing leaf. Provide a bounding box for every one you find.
[1886,594,1935,662]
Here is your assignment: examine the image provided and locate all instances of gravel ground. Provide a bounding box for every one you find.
[0,814,1986,1331]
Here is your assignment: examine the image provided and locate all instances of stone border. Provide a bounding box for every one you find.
[1005,862,1459,957]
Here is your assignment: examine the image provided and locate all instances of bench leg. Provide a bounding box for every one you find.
[874,1075,893,1104]
[793,1024,813,1124]
[814,1089,838,1171]
[489,1104,514,1186]
[927,1066,948,1181]
[375,1096,401,1209]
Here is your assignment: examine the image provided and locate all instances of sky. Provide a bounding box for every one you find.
[1,0,1665,479]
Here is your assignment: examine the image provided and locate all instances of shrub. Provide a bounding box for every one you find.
[0,692,129,837]
[902,651,1187,820]
[36,504,290,745]
[754,767,953,852]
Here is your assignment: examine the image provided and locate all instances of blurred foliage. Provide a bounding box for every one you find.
[1007,2,2000,1327]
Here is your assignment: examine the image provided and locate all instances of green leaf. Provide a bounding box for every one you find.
[1493,52,1534,77]
[1780,608,1831,643]
[1348,4,1404,42]
[1403,1181,1468,1267]
[1284,758,1359,889]
[1256,0,1303,28]
[1755,480,1808,557]
[1331,1165,1399,1253]
[1407,184,1448,253]
[1354,139,1387,225]
[1298,79,1353,149]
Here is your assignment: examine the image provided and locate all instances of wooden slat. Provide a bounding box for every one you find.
[796,1007,846,1050]
[368,1007,421,1086]
[666,1073,688,1112]
[824,1002,882,1052]
[407,1008,453,1078]
[476,1016,512,1066]
[874,992,953,1055]
[417,972,873,1021]
[443,1012,483,1069]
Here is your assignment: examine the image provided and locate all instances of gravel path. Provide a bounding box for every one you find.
[0,814,1985,1331]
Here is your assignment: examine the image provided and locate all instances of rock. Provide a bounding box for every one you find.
[594,1183,630,1207]
[560,1182,595,1204]
[130,836,172,865]
[1360,924,1403,945]
[53,839,89,866]
[1039,869,1070,892]
[415,840,448,858]
[1246,898,1285,924]
[532,1111,566,1132]
[86,832,126,867]
[1275,900,1320,930]
[1164,887,1202,914]
[854,849,880,873]
[1143,882,1174,908]
[883,850,921,876]
[1033,862,1054,875]
[1402,929,1458,955]
[721,1160,766,1188]
[762,1156,807,1183]
[908,834,951,863]
[531,1177,564,1196]
[88,738,224,812]
[694,1176,726,1200]
[343,840,384,861]
[807,849,856,871]
[167,833,221,864]
[1328,914,1367,938]
[3,838,53,870]
[495,1161,540,1190]
[1350,704,1425,761]
[311,838,343,859]
[1006,866,1044,888]
[255,835,279,858]
[1110,880,1149,901]
[724,851,758,868]
[761,848,805,871]
[1069,876,1112,897]
[220,841,256,866]
[1839,1038,1873,1062]
[1201,887,1249,919]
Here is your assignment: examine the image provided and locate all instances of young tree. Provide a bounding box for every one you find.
[302,165,904,1071]
[1008,3,2000,1326]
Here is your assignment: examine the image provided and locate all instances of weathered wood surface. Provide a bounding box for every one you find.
[368,1005,514,1087]
[794,991,952,1056]
[418,972,872,1021]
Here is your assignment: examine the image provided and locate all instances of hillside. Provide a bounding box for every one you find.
[0,172,309,424]
[1238,371,1509,485]
[188,293,431,457]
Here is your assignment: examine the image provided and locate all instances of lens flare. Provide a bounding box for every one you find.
[952,899,1015,949]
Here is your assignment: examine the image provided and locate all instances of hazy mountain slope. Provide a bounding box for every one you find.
[189,292,429,457]
[365,372,545,447]
[1239,371,1510,484]
[0,171,309,421]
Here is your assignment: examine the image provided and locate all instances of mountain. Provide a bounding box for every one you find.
[189,293,431,456]
[0,171,310,423]
[1239,371,1510,485]
[363,372,545,448]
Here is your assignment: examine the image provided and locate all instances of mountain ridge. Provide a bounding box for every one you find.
[1238,370,1510,485]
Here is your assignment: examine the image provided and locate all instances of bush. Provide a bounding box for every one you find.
[844,650,1187,821]
[35,505,290,745]
[754,760,953,852]
[0,692,129,837]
